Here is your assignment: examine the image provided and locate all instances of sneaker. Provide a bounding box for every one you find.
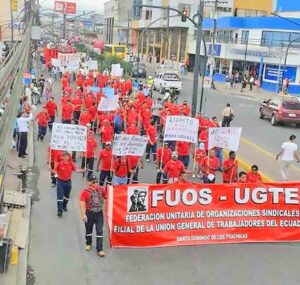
[51,183,56,188]
[57,210,63,217]
[85,245,91,251]
[98,250,105,257]
[146,159,150,162]
[63,206,68,212]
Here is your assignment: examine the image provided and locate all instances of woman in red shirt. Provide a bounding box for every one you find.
[112,156,132,186]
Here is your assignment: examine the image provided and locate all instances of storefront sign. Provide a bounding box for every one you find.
[208,44,221,57]
[264,64,296,82]
[232,49,275,58]
[107,182,300,248]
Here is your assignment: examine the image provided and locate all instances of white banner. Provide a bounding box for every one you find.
[51,123,87,152]
[97,96,119,111]
[113,134,148,156]
[164,116,199,144]
[208,127,242,151]
[111,64,123,76]
[88,60,98,70]
[51,58,61,67]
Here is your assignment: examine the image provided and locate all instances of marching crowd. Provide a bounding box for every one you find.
[16,55,266,257]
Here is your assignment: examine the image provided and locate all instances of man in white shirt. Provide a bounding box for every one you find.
[276,135,300,181]
[17,112,33,158]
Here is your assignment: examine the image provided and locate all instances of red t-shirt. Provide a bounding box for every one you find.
[45,101,57,117]
[100,125,114,143]
[48,147,62,163]
[223,159,238,182]
[157,147,172,165]
[85,138,97,158]
[79,112,91,126]
[36,112,49,127]
[247,172,262,183]
[126,126,139,135]
[62,104,73,120]
[146,125,157,144]
[55,160,76,181]
[79,186,107,211]
[163,160,185,178]
[128,156,140,169]
[88,106,97,121]
[200,157,220,176]
[99,149,113,171]
[177,141,190,156]
[72,97,83,112]
[113,158,131,178]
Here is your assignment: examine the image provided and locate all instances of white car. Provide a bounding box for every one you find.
[154,72,182,94]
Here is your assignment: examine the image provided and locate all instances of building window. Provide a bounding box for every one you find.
[235,9,267,17]
[261,31,300,47]
[241,30,249,44]
[216,30,233,43]
[145,10,152,20]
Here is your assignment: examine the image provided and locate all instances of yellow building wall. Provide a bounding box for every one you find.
[233,0,273,13]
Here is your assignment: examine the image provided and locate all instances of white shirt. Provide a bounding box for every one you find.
[17,113,32,132]
[281,141,298,161]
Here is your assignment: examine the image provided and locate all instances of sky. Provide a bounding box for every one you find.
[40,0,104,13]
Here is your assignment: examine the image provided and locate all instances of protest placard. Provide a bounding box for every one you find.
[51,58,61,67]
[113,134,148,156]
[97,96,119,111]
[103,87,115,99]
[111,64,123,76]
[87,60,98,70]
[51,123,87,152]
[208,127,242,151]
[164,116,199,144]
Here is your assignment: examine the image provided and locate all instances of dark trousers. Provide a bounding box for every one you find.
[48,116,55,131]
[38,124,47,140]
[62,119,71,124]
[85,210,104,252]
[222,116,232,127]
[146,143,157,161]
[56,179,71,212]
[166,141,176,151]
[178,155,190,168]
[203,175,215,184]
[50,162,56,185]
[81,157,94,179]
[73,111,81,125]
[18,132,28,156]
[156,164,168,184]
[99,170,112,186]
[127,167,139,184]
[152,115,160,130]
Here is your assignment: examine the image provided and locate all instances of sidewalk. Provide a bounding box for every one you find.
[142,60,274,102]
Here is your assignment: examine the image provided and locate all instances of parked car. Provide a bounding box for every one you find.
[153,72,182,94]
[259,96,300,127]
[131,63,147,78]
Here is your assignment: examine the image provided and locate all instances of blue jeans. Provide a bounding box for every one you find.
[113,176,127,186]
[56,179,72,212]
[38,125,47,140]
[215,148,223,170]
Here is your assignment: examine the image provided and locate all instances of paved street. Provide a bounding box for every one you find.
[27,70,300,285]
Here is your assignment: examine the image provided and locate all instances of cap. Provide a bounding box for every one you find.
[106,141,112,146]
[88,175,98,183]
[172,151,178,157]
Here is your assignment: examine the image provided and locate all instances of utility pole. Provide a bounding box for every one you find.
[210,0,218,77]
[63,14,67,38]
[191,0,204,116]
[165,5,170,61]
[240,37,249,92]
[126,11,130,51]
[10,0,14,43]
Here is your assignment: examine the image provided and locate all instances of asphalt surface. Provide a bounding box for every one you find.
[27,66,300,285]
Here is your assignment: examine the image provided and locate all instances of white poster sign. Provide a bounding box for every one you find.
[51,58,62,67]
[97,96,119,111]
[51,123,87,152]
[164,116,199,144]
[208,127,242,151]
[111,64,123,76]
[113,134,148,156]
[88,60,98,70]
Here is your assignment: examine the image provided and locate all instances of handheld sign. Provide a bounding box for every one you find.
[97,96,119,111]
[51,123,87,152]
[113,134,148,156]
[164,116,199,144]
[208,127,242,151]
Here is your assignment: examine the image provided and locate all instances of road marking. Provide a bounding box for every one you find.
[241,137,300,174]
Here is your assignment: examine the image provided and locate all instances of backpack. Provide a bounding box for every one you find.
[86,189,103,213]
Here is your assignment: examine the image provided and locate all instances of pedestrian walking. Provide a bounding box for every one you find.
[127,156,144,184]
[163,152,185,183]
[45,97,58,131]
[112,156,132,186]
[145,121,157,162]
[79,175,106,257]
[54,152,85,217]
[200,149,220,184]
[16,112,33,158]
[222,151,238,183]
[48,146,63,187]
[35,107,50,141]
[276,135,300,181]
[221,103,234,127]
[177,141,191,169]
[97,142,113,186]
[156,142,172,184]
[81,133,98,180]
